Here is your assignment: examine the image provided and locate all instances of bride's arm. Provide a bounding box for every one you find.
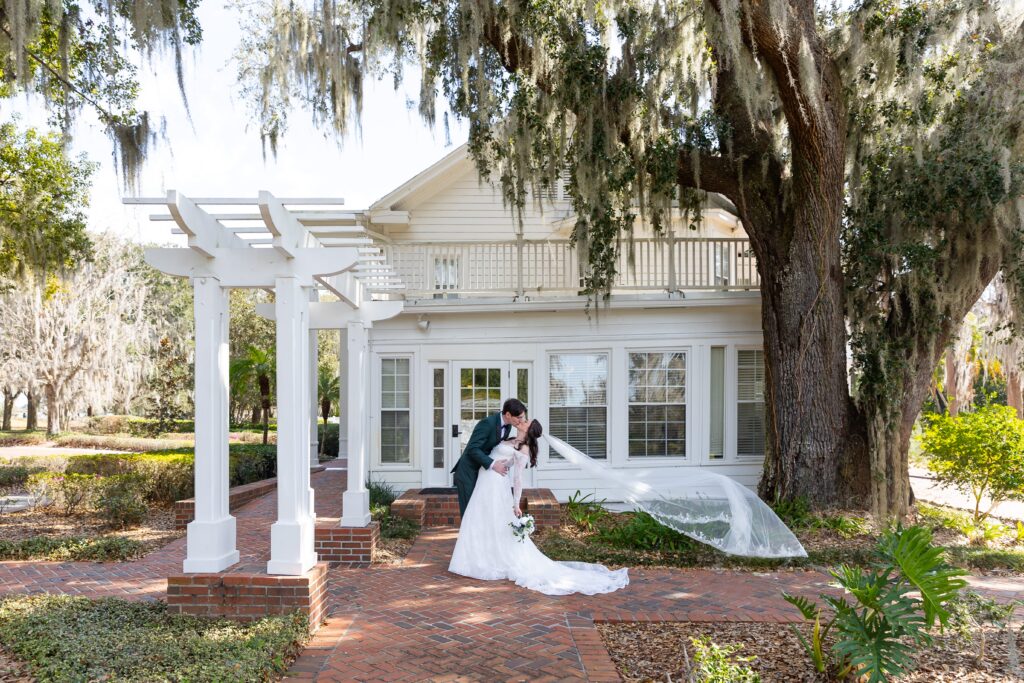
[512,450,527,515]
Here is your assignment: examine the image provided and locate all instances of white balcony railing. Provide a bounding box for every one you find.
[381,237,759,299]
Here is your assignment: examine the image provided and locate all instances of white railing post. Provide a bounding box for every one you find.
[267,276,317,576]
[516,234,526,297]
[667,228,677,292]
[183,276,238,573]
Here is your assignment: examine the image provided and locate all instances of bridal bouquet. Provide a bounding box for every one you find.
[509,514,536,543]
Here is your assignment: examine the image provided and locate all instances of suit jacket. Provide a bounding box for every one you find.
[451,413,505,487]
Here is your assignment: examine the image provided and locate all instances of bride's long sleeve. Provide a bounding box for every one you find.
[512,451,527,509]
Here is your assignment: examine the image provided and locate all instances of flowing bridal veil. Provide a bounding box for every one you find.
[544,435,807,558]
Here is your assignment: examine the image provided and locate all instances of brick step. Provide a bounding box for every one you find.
[391,488,560,529]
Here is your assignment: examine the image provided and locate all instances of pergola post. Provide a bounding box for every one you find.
[309,290,320,469]
[183,276,238,572]
[267,277,318,576]
[341,320,371,527]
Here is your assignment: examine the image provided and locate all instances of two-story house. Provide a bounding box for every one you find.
[350,145,765,501]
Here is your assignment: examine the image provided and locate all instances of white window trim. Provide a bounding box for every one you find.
[376,353,416,469]
[623,346,693,465]
[542,347,612,469]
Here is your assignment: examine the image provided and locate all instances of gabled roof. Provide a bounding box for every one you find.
[369,143,474,212]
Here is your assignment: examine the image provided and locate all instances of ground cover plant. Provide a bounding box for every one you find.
[0,595,308,682]
[535,494,1024,573]
[368,479,419,564]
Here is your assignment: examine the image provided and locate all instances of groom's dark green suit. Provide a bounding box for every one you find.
[451,412,507,517]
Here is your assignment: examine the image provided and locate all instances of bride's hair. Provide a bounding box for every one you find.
[519,420,543,468]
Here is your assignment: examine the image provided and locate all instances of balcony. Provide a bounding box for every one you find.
[380,237,759,300]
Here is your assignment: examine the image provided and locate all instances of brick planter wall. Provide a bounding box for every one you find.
[174,466,326,530]
[166,562,328,631]
[391,488,561,529]
[314,521,379,567]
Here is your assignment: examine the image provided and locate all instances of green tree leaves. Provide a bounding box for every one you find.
[0,121,94,279]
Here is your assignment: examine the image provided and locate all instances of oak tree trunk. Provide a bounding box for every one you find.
[25,390,37,431]
[45,384,62,436]
[1008,371,1022,419]
[1,388,14,431]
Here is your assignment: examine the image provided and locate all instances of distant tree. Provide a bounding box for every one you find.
[0,234,152,434]
[317,366,339,458]
[0,121,94,280]
[231,346,274,444]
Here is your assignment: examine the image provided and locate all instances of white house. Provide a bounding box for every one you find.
[350,145,767,501]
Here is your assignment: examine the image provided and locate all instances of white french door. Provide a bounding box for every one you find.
[424,361,508,486]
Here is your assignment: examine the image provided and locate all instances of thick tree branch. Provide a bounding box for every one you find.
[675,149,741,201]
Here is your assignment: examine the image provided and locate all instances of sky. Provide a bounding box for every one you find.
[7,2,468,245]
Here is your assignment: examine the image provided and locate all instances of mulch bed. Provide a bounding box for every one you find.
[599,620,1024,682]
[374,536,416,564]
[0,505,182,555]
[0,647,32,683]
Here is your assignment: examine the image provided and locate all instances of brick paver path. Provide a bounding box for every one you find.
[2,467,1023,682]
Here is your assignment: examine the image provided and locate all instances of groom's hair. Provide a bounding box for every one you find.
[502,398,526,417]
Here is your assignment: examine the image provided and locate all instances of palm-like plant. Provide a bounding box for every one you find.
[231,346,274,444]
[783,525,967,682]
[317,367,339,458]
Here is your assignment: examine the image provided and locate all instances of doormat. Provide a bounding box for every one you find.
[419,487,457,495]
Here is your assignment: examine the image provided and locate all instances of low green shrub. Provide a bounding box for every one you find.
[84,415,195,437]
[597,511,694,552]
[96,475,148,528]
[784,525,967,682]
[54,433,193,452]
[771,497,815,530]
[947,591,1020,659]
[689,636,761,683]
[26,472,96,516]
[0,595,308,681]
[0,536,145,561]
[0,431,46,447]
[565,490,608,531]
[380,513,420,540]
[367,479,397,509]
[0,464,35,487]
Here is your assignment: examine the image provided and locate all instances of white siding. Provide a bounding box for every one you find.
[364,300,766,500]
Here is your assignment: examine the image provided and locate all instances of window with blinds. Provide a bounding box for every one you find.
[736,349,766,458]
[380,358,411,464]
[628,351,686,458]
[548,353,608,459]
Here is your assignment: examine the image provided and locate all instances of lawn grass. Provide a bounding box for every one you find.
[0,595,309,682]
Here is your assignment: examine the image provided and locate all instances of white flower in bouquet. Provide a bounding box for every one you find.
[509,514,536,543]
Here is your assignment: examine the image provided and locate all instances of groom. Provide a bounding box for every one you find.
[451,398,528,518]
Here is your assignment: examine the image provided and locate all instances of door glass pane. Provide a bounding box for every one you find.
[516,367,529,408]
[459,365,504,451]
[432,367,445,469]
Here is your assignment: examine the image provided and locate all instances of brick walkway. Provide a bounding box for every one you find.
[2,468,1023,682]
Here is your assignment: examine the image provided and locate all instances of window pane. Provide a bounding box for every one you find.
[548,354,608,459]
[380,357,411,464]
[517,367,529,408]
[627,351,686,458]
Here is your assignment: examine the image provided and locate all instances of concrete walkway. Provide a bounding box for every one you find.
[911,466,1024,522]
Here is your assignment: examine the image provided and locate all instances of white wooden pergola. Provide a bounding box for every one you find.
[125,191,403,575]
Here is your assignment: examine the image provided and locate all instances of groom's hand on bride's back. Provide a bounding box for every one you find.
[491,461,509,475]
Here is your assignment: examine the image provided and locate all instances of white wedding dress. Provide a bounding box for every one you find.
[448,442,629,595]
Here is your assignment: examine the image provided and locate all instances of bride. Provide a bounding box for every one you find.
[448,419,629,596]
